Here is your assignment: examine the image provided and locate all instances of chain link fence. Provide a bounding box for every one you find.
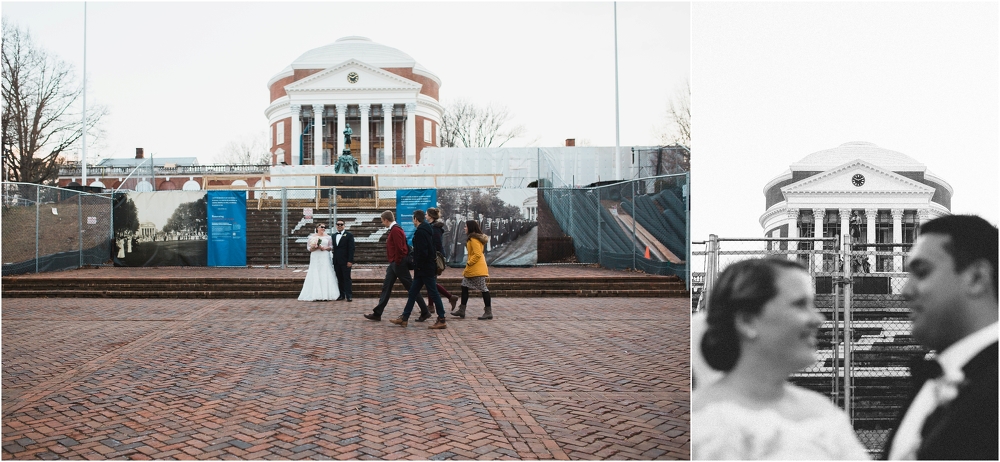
[692,236,924,458]
[2,182,114,275]
[539,173,689,281]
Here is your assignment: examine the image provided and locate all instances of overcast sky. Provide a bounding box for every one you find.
[691,2,998,242]
[2,1,690,165]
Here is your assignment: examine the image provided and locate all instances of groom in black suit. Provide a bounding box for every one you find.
[885,215,998,460]
[332,220,355,302]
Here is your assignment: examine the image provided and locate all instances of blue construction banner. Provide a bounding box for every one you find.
[396,189,437,244]
[207,191,247,266]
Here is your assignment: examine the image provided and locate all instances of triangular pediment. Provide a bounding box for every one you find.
[781,160,934,196]
[284,59,421,93]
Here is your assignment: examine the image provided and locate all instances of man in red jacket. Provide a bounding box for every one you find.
[365,210,431,322]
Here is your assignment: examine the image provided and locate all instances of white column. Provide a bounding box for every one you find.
[917,208,931,225]
[289,105,301,166]
[839,209,851,241]
[312,104,324,165]
[813,208,826,272]
[786,208,798,260]
[892,209,904,272]
[866,208,877,272]
[405,102,417,164]
[359,103,370,165]
[336,104,347,161]
[383,103,394,164]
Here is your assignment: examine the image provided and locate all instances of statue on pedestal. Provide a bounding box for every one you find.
[335,125,358,174]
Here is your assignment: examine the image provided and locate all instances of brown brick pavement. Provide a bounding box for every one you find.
[2,296,689,460]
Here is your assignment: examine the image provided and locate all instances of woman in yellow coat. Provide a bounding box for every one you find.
[452,220,492,320]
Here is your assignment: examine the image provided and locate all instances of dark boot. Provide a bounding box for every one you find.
[477,306,493,320]
[452,305,466,318]
[478,292,492,320]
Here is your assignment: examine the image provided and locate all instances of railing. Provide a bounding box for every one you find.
[59,164,272,178]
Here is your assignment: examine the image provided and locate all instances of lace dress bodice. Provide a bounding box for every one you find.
[693,386,870,460]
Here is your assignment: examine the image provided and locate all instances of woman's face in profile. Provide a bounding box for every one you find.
[745,268,824,371]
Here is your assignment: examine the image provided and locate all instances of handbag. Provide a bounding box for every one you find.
[435,251,446,275]
[404,244,415,270]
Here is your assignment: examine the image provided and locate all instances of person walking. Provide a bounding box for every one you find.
[298,223,340,301]
[332,219,355,302]
[364,210,431,322]
[390,210,447,329]
[426,208,460,313]
[452,219,492,320]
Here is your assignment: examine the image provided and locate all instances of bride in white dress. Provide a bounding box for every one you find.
[298,223,340,301]
[693,258,870,460]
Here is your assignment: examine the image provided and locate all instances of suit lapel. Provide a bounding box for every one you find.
[917,342,999,458]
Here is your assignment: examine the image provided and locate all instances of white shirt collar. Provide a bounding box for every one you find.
[935,322,999,379]
[388,221,397,228]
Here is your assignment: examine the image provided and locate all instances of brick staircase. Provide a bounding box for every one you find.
[247,205,389,266]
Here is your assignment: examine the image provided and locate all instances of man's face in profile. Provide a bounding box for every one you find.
[903,233,965,351]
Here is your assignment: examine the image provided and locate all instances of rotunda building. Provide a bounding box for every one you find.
[760,141,952,272]
[266,36,443,167]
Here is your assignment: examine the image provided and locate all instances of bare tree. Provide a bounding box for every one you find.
[656,79,690,148]
[2,18,106,186]
[439,98,527,148]
[214,130,270,165]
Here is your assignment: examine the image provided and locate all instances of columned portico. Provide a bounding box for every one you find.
[267,38,444,167]
[405,102,417,164]
[290,104,301,166]
[759,144,953,286]
[359,104,370,165]
[383,103,394,164]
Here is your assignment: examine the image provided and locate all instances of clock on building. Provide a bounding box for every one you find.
[347,72,359,84]
[852,173,865,187]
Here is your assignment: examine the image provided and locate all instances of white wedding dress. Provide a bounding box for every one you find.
[298,234,340,301]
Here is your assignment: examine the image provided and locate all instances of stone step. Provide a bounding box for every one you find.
[1,288,685,299]
[1,274,686,298]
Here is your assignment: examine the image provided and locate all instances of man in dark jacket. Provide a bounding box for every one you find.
[332,219,355,301]
[365,210,430,322]
[390,209,447,329]
[885,215,997,460]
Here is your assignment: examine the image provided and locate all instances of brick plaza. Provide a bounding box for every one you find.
[2,290,688,460]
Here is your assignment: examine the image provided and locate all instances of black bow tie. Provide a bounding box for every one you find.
[910,356,943,385]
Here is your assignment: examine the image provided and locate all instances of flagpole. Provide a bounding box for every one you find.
[81,2,88,187]
[613,2,621,180]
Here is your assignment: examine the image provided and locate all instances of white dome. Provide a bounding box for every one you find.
[292,36,416,69]
[790,141,925,172]
[182,180,201,191]
[270,36,440,88]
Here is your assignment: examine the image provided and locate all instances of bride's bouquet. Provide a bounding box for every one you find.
[308,235,321,251]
